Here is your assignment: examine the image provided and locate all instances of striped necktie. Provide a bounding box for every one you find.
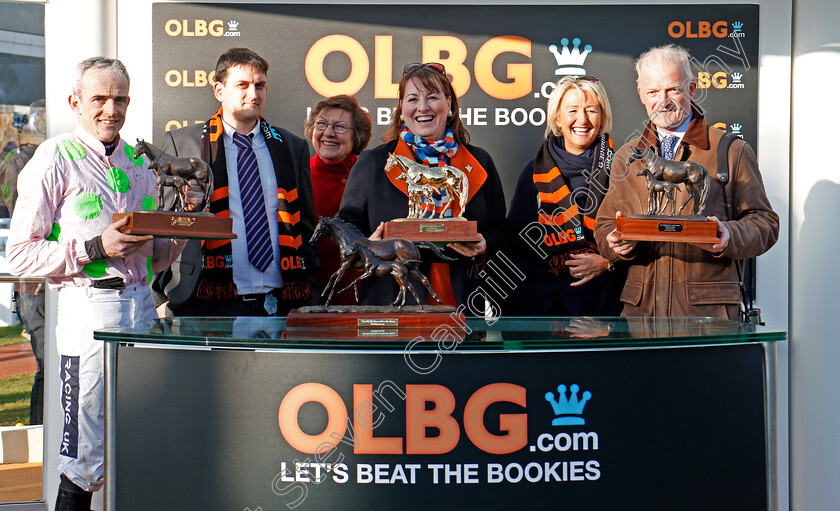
[661,134,678,160]
[233,131,273,272]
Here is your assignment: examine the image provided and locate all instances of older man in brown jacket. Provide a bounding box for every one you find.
[595,44,778,319]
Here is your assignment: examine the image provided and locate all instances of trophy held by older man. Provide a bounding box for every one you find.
[382,153,481,243]
[113,139,236,239]
[614,146,719,243]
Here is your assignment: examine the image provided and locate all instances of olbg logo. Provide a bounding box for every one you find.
[304,35,533,100]
[668,21,729,38]
[278,383,527,455]
[165,19,224,37]
[697,71,745,90]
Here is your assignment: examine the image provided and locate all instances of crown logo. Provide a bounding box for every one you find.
[544,384,591,426]
[548,38,592,76]
[730,123,742,134]
[732,21,743,32]
[228,20,239,30]
[731,72,743,83]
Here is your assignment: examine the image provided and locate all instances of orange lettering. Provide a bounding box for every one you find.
[422,36,471,97]
[473,36,532,100]
[405,385,459,454]
[195,19,208,37]
[668,21,684,38]
[374,36,398,99]
[686,21,697,38]
[305,35,369,97]
[353,385,402,454]
[278,383,347,454]
[463,383,527,454]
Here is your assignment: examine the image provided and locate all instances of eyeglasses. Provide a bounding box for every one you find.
[402,62,446,75]
[314,120,351,135]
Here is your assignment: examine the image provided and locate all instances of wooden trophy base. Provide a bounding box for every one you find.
[615,214,719,244]
[384,218,481,244]
[114,211,236,240]
[286,305,466,341]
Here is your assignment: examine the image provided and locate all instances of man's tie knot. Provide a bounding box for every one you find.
[233,131,252,150]
[661,134,678,161]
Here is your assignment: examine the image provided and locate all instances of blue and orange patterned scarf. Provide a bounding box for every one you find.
[399,125,458,167]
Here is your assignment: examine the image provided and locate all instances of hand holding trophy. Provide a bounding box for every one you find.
[114,139,236,239]
[614,146,719,243]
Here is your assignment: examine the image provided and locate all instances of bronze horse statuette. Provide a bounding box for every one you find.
[309,217,453,308]
[637,169,682,215]
[334,241,441,307]
[133,139,213,212]
[629,146,710,215]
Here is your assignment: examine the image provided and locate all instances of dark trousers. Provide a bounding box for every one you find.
[16,292,45,424]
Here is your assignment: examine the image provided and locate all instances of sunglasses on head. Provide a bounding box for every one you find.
[560,75,600,84]
[402,62,447,75]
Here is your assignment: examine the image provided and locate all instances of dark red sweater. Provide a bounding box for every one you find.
[311,153,358,304]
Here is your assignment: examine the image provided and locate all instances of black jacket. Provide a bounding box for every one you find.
[151,122,317,315]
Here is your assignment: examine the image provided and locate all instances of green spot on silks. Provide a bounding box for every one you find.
[57,140,86,161]
[106,167,130,193]
[82,259,107,278]
[47,223,61,242]
[142,195,157,211]
[73,192,102,219]
[1,184,10,201]
[2,151,12,164]
[147,257,153,282]
[125,144,144,167]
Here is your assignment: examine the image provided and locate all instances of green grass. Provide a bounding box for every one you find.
[0,373,33,426]
[0,324,34,425]
[0,324,25,347]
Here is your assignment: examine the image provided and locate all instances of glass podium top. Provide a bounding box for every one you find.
[95,316,786,351]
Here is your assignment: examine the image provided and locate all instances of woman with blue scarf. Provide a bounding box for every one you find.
[505,76,625,316]
[338,63,507,307]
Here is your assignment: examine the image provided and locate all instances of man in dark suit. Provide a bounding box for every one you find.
[153,47,317,316]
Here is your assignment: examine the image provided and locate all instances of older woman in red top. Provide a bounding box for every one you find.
[304,95,372,303]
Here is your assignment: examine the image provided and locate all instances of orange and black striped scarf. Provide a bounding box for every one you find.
[532,133,612,272]
[196,108,312,306]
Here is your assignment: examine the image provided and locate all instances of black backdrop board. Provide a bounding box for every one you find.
[114,344,767,510]
[152,3,759,195]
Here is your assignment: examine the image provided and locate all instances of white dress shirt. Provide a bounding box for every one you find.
[221,120,283,295]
